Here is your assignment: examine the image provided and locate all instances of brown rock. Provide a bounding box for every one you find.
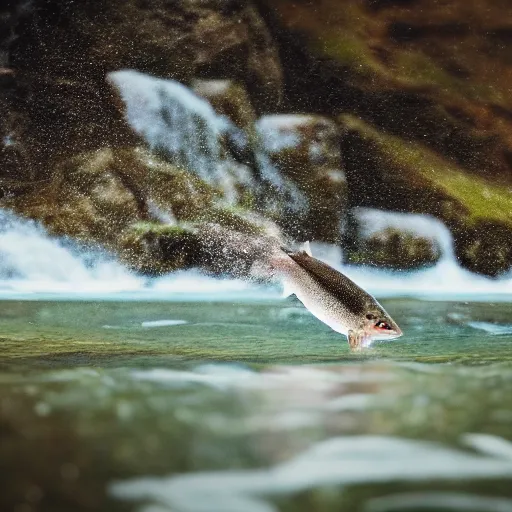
[260,0,512,182]
[256,114,347,243]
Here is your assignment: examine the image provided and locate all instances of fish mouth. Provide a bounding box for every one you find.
[370,327,403,341]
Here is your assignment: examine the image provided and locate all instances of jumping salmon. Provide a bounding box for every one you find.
[270,242,403,350]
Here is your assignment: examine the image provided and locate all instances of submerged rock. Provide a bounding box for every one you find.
[256,114,347,243]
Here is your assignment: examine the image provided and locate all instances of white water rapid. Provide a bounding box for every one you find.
[108,70,304,209]
[0,209,511,301]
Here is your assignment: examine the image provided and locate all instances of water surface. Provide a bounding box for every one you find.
[2,298,512,512]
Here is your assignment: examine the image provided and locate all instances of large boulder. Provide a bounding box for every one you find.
[339,115,512,276]
[256,114,347,243]
[2,147,214,251]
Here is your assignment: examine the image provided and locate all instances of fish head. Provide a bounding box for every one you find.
[362,308,403,341]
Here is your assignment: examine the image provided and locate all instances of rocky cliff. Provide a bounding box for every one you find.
[1,0,511,277]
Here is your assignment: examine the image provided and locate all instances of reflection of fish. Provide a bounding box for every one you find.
[270,242,403,350]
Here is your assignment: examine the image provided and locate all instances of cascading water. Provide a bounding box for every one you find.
[0,210,141,295]
[0,208,511,300]
[108,70,304,210]
[0,210,261,299]
[327,208,512,299]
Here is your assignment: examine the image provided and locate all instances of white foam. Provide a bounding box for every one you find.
[141,320,187,328]
[1,208,511,301]
[0,210,142,294]
[467,322,512,335]
[110,435,512,512]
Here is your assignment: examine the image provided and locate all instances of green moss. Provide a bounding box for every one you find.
[340,115,512,227]
[318,34,382,78]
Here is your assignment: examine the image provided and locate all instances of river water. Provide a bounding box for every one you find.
[2,296,512,512]
[2,211,512,511]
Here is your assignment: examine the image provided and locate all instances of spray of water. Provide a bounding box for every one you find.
[0,209,511,300]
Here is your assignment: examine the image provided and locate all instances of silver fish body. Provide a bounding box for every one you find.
[271,245,402,349]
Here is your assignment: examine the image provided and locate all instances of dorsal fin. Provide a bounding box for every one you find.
[299,241,312,256]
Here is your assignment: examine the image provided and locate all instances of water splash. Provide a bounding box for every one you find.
[0,210,267,299]
[0,208,511,300]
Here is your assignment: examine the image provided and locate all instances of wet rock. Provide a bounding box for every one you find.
[256,114,347,243]
[339,115,512,276]
[3,146,280,276]
[5,0,283,180]
[120,216,278,278]
[0,4,35,190]
[353,228,441,270]
[346,208,442,270]
[192,79,257,166]
[260,0,512,181]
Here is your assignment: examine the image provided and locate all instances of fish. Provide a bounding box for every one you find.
[269,242,403,350]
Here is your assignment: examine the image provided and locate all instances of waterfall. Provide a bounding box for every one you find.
[108,70,304,210]
[324,208,512,299]
[353,207,454,263]
[0,210,141,294]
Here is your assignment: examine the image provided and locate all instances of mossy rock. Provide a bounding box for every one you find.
[119,222,202,276]
[339,115,512,276]
[348,227,441,270]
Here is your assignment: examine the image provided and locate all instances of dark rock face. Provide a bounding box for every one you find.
[259,0,512,182]
[3,0,283,182]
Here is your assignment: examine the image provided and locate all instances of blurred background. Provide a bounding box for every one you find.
[1,0,511,296]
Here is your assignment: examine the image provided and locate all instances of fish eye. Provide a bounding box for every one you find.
[366,313,376,320]
[375,320,391,330]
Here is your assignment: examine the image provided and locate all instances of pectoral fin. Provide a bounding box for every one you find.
[348,330,364,351]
